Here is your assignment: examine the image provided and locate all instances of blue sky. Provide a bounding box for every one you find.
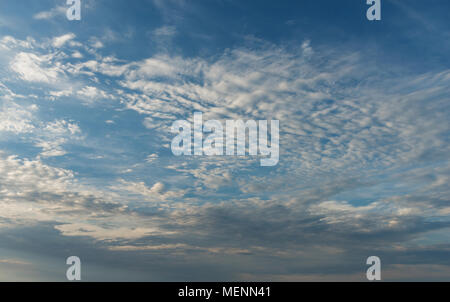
[0,0,449,281]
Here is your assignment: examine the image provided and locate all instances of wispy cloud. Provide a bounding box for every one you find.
[33,6,66,21]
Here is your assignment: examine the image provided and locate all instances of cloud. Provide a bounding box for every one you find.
[33,6,66,20]
[0,36,34,50]
[72,51,83,58]
[52,33,76,48]
[0,30,449,281]
[0,101,37,134]
[0,152,132,232]
[10,52,62,83]
[145,153,159,163]
[0,259,31,266]
[117,180,185,202]
[0,98,83,158]
[152,25,177,37]
[77,86,111,100]
[34,119,82,157]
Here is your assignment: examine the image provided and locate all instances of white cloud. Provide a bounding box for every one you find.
[117,180,185,201]
[0,36,34,50]
[0,99,82,157]
[77,86,111,101]
[10,52,62,83]
[33,6,66,20]
[89,38,104,49]
[72,51,83,58]
[49,88,73,99]
[35,120,82,157]
[0,152,128,229]
[52,33,76,48]
[0,101,37,134]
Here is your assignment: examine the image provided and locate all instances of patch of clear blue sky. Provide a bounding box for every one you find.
[1,0,449,68]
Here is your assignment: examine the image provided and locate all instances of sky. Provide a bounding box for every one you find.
[0,0,449,281]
